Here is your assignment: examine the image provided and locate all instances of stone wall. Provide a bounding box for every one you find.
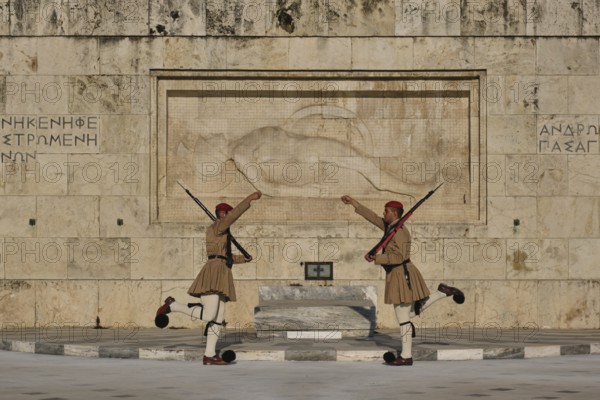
[1,1,599,332]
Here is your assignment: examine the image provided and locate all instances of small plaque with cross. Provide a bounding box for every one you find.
[304,262,333,280]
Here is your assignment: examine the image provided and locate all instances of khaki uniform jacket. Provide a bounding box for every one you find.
[355,204,430,304]
[188,198,252,302]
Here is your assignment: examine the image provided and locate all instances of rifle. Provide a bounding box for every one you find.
[366,183,444,258]
[177,181,252,260]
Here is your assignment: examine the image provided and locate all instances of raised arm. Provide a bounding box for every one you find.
[341,195,385,231]
[217,191,262,234]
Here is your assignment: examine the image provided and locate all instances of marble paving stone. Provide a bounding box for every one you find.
[139,348,186,361]
[483,347,524,359]
[524,345,561,358]
[591,343,600,354]
[437,348,483,360]
[35,342,64,355]
[234,350,285,361]
[284,349,336,361]
[98,346,139,359]
[336,350,384,361]
[11,341,35,353]
[560,344,590,355]
[63,344,100,358]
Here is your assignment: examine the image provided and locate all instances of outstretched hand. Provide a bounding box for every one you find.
[364,253,375,263]
[341,195,357,207]
[247,191,262,202]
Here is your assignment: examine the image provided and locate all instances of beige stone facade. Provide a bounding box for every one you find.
[1,1,599,331]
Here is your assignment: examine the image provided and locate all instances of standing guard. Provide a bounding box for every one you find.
[155,190,262,365]
[341,193,464,366]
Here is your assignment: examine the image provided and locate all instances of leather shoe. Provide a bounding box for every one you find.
[203,355,228,365]
[156,296,175,316]
[438,283,465,304]
[389,355,413,366]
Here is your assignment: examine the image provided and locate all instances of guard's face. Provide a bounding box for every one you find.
[217,210,228,220]
[383,207,398,224]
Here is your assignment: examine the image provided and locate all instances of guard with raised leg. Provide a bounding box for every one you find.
[155,188,262,365]
[341,187,464,366]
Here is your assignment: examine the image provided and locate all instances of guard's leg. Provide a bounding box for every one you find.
[203,298,227,365]
[413,283,465,317]
[389,303,414,366]
[411,291,446,317]
[168,300,204,320]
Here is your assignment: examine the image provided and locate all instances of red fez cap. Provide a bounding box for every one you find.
[385,201,404,209]
[215,203,233,212]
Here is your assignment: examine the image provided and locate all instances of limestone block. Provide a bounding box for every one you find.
[414,38,475,69]
[207,0,268,35]
[505,155,568,196]
[410,237,444,280]
[36,196,100,238]
[99,196,163,238]
[537,38,599,75]
[131,238,194,280]
[255,238,315,280]
[265,0,328,36]
[1,154,68,196]
[475,280,539,328]
[37,38,99,75]
[443,238,506,280]
[409,224,471,240]
[9,0,68,35]
[4,76,71,115]
[483,75,505,116]
[538,280,600,329]
[512,75,568,115]
[36,280,99,326]
[0,280,36,327]
[349,222,384,239]
[289,38,351,70]
[0,1,8,35]
[72,0,148,36]
[568,76,600,114]
[149,0,206,36]
[66,75,149,115]
[506,239,568,280]
[4,238,68,279]
[410,280,476,330]
[461,0,526,36]
[98,280,161,327]
[536,114,600,155]
[66,154,147,196]
[530,0,584,36]
[99,38,165,75]
[396,0,460,36]
[537,197,599,238]
[0,38,37,74]
[568,155,600,195]
[487,115,536,154]
[325,238,382,280]
[226,38,289,69]
[569,239,600,279]
[67,238,132,280]
[163,37,227,69]
[469,196,536,238]
[487,154,505,197]
[0,196,36,237]
[474,38,535,75]
[328,0,395,36]
[583,0,600,35]
[100,114,149,154]
[351,38,413,70]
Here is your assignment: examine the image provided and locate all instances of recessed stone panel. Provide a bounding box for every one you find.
[152,71,486,226]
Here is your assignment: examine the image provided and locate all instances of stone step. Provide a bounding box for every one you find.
[254,286,377,338]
